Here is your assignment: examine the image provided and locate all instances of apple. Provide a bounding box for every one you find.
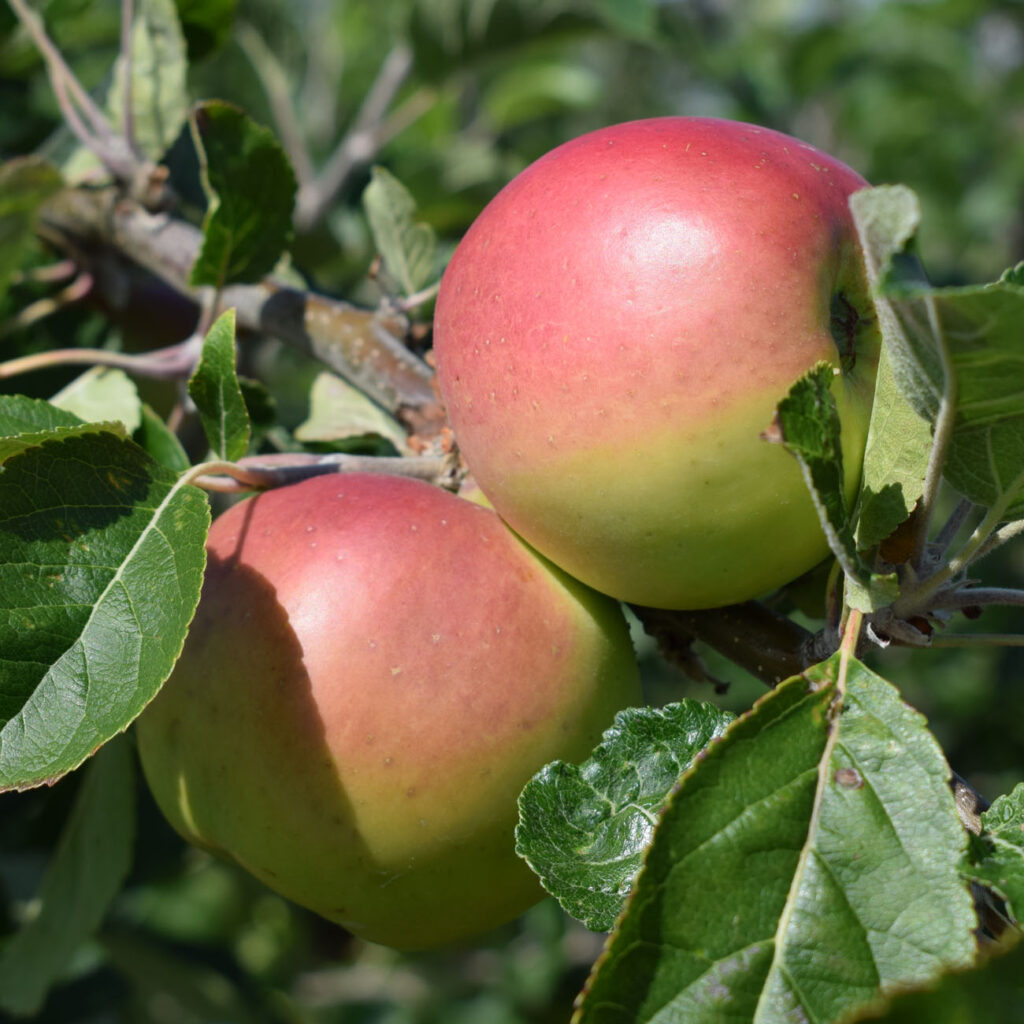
[433,117,880,609]
[136,473,640,950]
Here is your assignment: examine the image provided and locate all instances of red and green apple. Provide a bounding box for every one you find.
[434,117,880,609]
[136,473,640,949]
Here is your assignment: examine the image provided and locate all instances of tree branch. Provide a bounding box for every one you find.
[119,0,139,159]
[7,0,141,182]
[191,451,459,493]
[928,633,1024,648]
[932,586,1024,611]
[236,21,316,187]
[294,45,435,231]
[36,187,446,438]
[631,601,831,688]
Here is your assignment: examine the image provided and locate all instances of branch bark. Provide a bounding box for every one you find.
[631,601,831,688]
[191,451,459,493]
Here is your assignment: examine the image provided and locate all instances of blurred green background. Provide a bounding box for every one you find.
[2,0,1024,1020]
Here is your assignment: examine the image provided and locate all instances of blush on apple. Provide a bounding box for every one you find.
[136,474,641,950]
[433,117,880,610]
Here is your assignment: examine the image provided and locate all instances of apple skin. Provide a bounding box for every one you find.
[136,474,640,950]
[433,117,880,609]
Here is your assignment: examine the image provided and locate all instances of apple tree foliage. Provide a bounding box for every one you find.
[1,0,1024,1021]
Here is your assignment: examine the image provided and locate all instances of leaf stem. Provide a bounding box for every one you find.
[194,288,221,341]
[911,295,956,571]
[902,483,1024,613]
[9,259,78,285]
[931,497,974,562]
[0,272,93,338]
[838,606,863,673]
[970,517,1024,565]
[756,607,859,1018]
[0,334,202,381]
[397,280,441,311]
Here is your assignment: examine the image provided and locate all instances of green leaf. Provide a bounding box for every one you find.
[408,0,619,78]
[238,376,277,433]
[765,363,864,582]
[362,166,437,298]
[0,736,136,1016]
[107,0,188,161]
[1000,262,1024,286]
[0,418,125,466]
[135,404,191,472]
[0,430,209,790]
[962,782,1024,924]
[187,308,251,461]
[593,0,655,37]
[852,186,1024,518]
[173,0,237,58]
[51,366,143,434]
[0,156,63,301]
[843,571,900,615]
[516,701,734,932]
[575,658,976,1024]
[855,344,931,551]
[849,186,933,551]
[847,937,1024,1023]
[294,371,408,453]
[0,394,84,436]
[924,282,1024,517]
[850,187,943,423]
[484,62,602,131]
[188,102,297,289]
